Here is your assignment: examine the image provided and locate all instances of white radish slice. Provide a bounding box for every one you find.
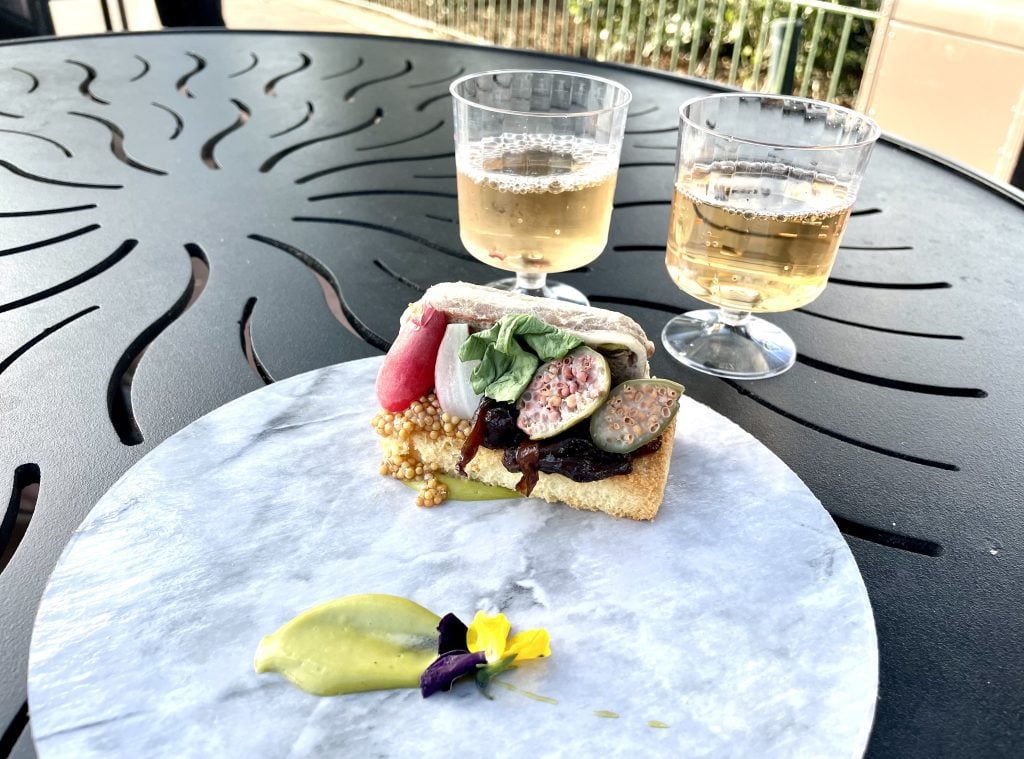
[434,323,482,421]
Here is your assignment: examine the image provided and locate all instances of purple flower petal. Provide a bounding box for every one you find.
[420,651,487,698]
[436,612,469,655]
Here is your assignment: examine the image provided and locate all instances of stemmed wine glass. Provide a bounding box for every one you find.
[662,93,880,379]
[450,70,631,306]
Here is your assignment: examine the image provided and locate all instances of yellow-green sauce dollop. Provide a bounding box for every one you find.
[254,594,440,696]
[404,473,520,501]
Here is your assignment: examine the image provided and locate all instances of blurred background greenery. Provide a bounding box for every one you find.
[563,0,880,103]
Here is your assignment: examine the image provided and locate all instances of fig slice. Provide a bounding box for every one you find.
[515,346,610,440]
[589,378,684,454]
[375,304,448,412]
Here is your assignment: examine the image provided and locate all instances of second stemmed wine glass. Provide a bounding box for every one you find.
[450,70,632,306]
[662,93,880,379]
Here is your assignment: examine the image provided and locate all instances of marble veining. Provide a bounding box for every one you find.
[28,357,877,758]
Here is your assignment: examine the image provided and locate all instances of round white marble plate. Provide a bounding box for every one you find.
[29,357,876,758]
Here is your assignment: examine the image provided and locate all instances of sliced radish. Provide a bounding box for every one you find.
[434,323,483,421]
[375,304,448,412]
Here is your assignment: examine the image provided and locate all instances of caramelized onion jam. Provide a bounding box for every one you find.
[459,398,661,496]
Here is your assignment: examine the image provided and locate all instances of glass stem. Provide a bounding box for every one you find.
[718,308,752,327]
[514,271,547,298]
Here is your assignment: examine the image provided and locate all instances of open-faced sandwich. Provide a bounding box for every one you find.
[371,282,683,520]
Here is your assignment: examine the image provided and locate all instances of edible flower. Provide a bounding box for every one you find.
[467,611,551,663]
[419,610,551,698]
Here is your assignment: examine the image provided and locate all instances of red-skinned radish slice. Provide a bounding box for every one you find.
[375,305,448,412]
[434,323,483,421]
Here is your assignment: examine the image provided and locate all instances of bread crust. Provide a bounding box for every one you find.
[417,281,654,380]
[380,420,675,521]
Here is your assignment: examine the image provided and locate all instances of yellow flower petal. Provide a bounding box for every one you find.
[506,628,551,661]
[466,611,511,663]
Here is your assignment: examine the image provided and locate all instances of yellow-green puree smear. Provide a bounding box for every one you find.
[495,680,557,704]
[403,473,520,501]
[254,594,440,696]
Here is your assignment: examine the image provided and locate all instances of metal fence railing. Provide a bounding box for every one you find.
[362,0,881,105]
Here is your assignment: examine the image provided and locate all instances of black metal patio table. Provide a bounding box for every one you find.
[1,30,1022,759]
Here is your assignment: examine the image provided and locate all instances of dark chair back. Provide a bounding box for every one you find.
[0,0,54,39]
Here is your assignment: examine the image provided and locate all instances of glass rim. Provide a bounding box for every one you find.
[449,69,633,118]
[678,92,881,151]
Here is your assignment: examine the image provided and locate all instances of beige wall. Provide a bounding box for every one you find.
[857,0,1024,183]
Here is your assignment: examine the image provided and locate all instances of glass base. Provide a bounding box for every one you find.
[486,276,589,306]
[661,309,796,380]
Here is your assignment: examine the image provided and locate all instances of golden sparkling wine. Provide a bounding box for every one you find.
[666,166,853,313]
[456,136,618,273]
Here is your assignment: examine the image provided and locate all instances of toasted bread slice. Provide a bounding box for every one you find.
[379,420,675,521]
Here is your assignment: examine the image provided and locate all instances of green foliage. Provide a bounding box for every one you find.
[565,0,880,104]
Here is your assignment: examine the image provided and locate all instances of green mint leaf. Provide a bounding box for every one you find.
[468,343,511,395]
[459,323,500,362]
[458,314,582,402]
[482,347,537,402]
